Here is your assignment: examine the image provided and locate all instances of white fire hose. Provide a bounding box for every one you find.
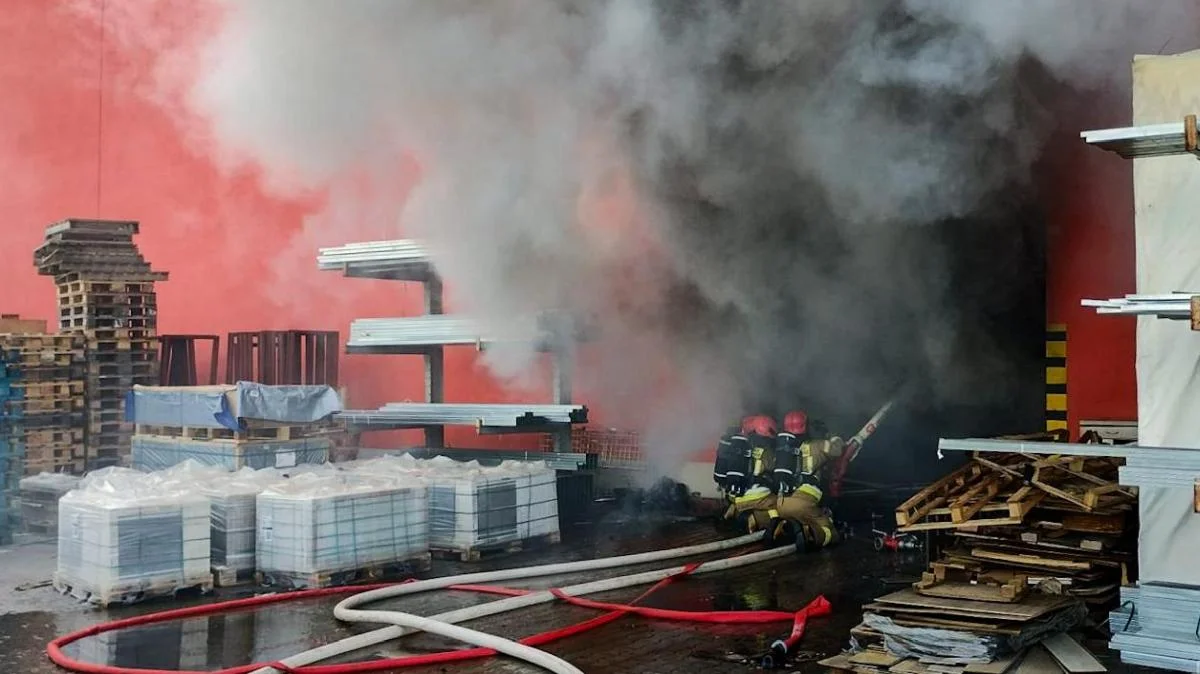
[251,532,789,674]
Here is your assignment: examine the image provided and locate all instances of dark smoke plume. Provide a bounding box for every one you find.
[70,0,1199,473]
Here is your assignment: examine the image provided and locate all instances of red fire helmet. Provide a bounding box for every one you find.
[783,410,808,435]
[741,414,777,437]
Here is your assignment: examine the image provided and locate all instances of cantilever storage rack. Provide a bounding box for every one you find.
[318,239,588,469]
[1077,111,1200,671]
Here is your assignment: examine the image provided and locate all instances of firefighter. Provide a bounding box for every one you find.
[728,409,842,552]
[713,422,749,498]
[739,414,779,496]
[720,414,778,528]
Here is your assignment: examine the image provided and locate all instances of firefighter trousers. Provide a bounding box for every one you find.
[726,488,839,550]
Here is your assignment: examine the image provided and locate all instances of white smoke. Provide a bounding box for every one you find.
[69,0,1200,475]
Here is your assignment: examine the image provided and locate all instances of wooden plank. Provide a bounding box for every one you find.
[888,615,1023,636]
[950,473,1011,523]
[873,589,1075,620]
[851,651,905,668]
[891,660,932,674]
[864,603,1023,624]
[1015,646,1063,674]
[0,317,49,333]
[821,653,882,673]
[914,578,1025,604]
[1040,634,1105,673]
[1050,512,1125,535]
[969,548,1092,571]
[896,462,984,526]
[965,651,1025,674]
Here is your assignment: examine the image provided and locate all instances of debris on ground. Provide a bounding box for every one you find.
[821,450,1131,673]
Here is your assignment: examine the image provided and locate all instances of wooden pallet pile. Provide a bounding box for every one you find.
[34,219,168,469]
[894,452,1134,609]
[0,326,86,543]
[821,451,1132,674]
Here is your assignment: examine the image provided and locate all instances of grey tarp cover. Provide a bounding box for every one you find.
[126,382,342,430]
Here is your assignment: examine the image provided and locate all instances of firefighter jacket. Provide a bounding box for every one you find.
[773,434,845,499]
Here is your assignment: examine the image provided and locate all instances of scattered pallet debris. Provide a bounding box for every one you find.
[895,451,1132,610]
[823,449,1121,674]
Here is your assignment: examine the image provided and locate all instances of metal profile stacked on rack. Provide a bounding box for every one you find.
[1082,294,1196,319]
[317,240,436,281]
[347,316,555,354]
[339,403,587,433]
[321,239,583,452]
[1080,114,1199,159]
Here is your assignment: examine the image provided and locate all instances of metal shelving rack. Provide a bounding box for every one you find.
[318,239,586,455]
[1081,114,1200,327]
[1078,111,1200,671]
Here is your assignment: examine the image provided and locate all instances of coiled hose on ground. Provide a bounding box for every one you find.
[49,532,801,674]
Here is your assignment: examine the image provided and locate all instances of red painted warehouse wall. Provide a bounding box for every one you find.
[1043,129,1139,439]
[0,1,564,451]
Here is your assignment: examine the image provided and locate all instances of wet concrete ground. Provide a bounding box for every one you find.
[0,512,1130,674]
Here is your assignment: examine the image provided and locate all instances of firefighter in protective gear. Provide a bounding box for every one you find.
[738,414,778,497]
[713,422,748,497]
[727,409,843,552]
[720,415,778,528]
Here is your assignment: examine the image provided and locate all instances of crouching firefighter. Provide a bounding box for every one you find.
[724,410,840,551]
[724,402,897,552]
[723,410,841,552]
[713,422,750,498]
[716,415,778,512]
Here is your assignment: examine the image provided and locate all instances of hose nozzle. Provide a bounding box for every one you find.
[759,640,790,668]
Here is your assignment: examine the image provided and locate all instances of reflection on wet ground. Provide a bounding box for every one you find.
[1,513,932,673]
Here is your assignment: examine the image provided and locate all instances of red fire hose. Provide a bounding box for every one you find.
[762,595,833,668]
[47,563,829,674]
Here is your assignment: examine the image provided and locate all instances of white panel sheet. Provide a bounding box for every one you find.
[1133,50,1200,447]
[1138,484,1200,586]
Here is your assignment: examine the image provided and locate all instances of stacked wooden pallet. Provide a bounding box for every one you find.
[0,331,86,543]
[894,452,1134,609]
[34,219,168,469]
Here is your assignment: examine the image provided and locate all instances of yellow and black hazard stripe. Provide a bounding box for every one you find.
[1046,324,1067,434]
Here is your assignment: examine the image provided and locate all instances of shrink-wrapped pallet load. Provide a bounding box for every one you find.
[54,467,212,606]
[425,458,559,553]
[19,472,81,534]
[347,454,560,559]
[201,467,284,578]
[255,472,429,588]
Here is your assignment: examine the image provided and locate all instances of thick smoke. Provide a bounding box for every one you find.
[84,0,1198,472]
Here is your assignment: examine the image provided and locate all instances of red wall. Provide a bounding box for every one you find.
[0,0,560,451]
[1044,132,1139,438]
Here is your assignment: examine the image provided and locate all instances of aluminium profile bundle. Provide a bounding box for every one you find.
[1081,118,1200,159]
[348,316,542,349]
[338,402,587,429]
[1111,585,1200,671]
[1081,293,1197,319]
[316,240,435,281]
